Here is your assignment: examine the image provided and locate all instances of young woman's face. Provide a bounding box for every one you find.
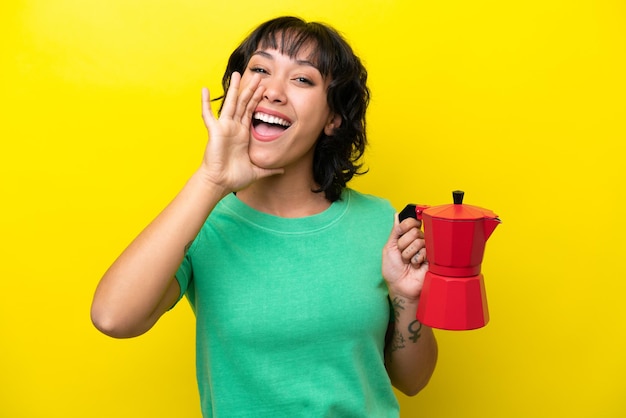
[239,42,339,174]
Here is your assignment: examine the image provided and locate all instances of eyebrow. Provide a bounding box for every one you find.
[252,50,318,69]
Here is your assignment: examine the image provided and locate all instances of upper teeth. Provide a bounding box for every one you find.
[253,112,291,127]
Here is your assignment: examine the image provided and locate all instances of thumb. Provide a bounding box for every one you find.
[253,166,285,180]
[385,213,402,249]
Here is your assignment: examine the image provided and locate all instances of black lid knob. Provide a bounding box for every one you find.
[453,190,465,205]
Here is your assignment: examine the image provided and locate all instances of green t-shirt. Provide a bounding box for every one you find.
[176,189,399,417]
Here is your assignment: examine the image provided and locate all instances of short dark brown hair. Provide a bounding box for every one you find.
[220,16,370,202]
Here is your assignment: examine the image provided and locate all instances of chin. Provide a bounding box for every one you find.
[249,152,282,170]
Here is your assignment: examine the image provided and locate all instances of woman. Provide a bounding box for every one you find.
[91,16,437,417]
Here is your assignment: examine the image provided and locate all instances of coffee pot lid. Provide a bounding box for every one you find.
[422,191,499,220]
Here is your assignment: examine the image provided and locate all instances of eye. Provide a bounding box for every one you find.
[249,66,268,74]
[294,76,314,85]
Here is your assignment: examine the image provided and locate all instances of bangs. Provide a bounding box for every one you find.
[256,27,334,78]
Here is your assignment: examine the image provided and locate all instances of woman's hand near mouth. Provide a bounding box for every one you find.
[198,72,285,194]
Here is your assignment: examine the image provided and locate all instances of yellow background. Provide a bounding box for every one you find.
[2,0,625,417]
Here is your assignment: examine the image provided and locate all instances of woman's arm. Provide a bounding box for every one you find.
[382,215,438,395]
[384,294,438,395]
[90,173,228,338]
[91,73,283,338]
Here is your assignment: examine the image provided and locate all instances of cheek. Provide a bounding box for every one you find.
[295,99,332,130]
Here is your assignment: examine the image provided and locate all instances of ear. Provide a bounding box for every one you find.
[324,113,342,136]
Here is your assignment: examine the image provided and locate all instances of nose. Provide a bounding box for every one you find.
[260,77,286,104]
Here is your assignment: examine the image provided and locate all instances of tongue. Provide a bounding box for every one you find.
[255,122,286,137]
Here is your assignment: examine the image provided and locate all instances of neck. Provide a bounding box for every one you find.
[236,175,331,218]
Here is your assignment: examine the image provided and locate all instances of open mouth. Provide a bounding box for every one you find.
[252,112,292,137]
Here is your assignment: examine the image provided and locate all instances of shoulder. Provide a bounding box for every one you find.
[186,194,240,255]
[341,189,396,233]
[337,189,395,247]
[343,188,395,214]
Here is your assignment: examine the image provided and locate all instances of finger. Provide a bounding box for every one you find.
[241,82,265,128]
[401,216,422,230]
[397,226,423,252]
[402,239,425,263]
[234,73,262,123]
[398,216,422,236]
[411,247,428,267]
[219,72,242,119]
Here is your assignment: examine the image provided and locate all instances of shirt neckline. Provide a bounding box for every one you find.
[219,189,352,234]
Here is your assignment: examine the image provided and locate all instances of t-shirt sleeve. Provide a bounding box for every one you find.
[175,256,191,299]
[172,239,197,308]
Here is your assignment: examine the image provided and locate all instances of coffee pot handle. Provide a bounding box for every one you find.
[399,204,427,222]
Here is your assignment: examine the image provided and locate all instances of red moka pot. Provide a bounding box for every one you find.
[400,191,501,330]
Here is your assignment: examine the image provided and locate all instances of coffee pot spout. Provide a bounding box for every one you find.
[484,217,501,241]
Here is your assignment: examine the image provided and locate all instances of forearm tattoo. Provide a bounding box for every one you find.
[391,296,405,322]
[408,320,422,343]
[388,297,422,355]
